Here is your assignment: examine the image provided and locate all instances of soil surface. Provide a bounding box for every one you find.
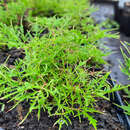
[0,47,25,65]
[0,99,125,130]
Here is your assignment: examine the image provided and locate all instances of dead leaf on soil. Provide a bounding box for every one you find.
[16,104,23,121]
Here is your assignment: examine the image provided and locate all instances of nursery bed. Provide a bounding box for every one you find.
[0,0,129,130]
[0,98,125,130]
[0,48,125,130]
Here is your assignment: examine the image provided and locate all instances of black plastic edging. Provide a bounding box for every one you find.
[90,0,118,4]
[108,75,130,130]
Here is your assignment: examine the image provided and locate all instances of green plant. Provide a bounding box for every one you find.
[121,104,130,116]
[0,102,5,112]
[120,42,130,80]
[0,22,125,130]
[0,0,94,26]
[0,0,127,130]
[120,42,130,115]
[120,42,130,98]
[0,1,26,25]
[101,18,119,29]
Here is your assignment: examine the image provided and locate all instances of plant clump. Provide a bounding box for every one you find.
[0,0,125,129]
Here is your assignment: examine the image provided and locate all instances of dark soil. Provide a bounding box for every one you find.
[32,10,61,18]
[0,47,25,65]
[0,99,125,130]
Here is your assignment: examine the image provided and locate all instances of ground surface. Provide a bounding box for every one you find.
[0,99,125,130]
